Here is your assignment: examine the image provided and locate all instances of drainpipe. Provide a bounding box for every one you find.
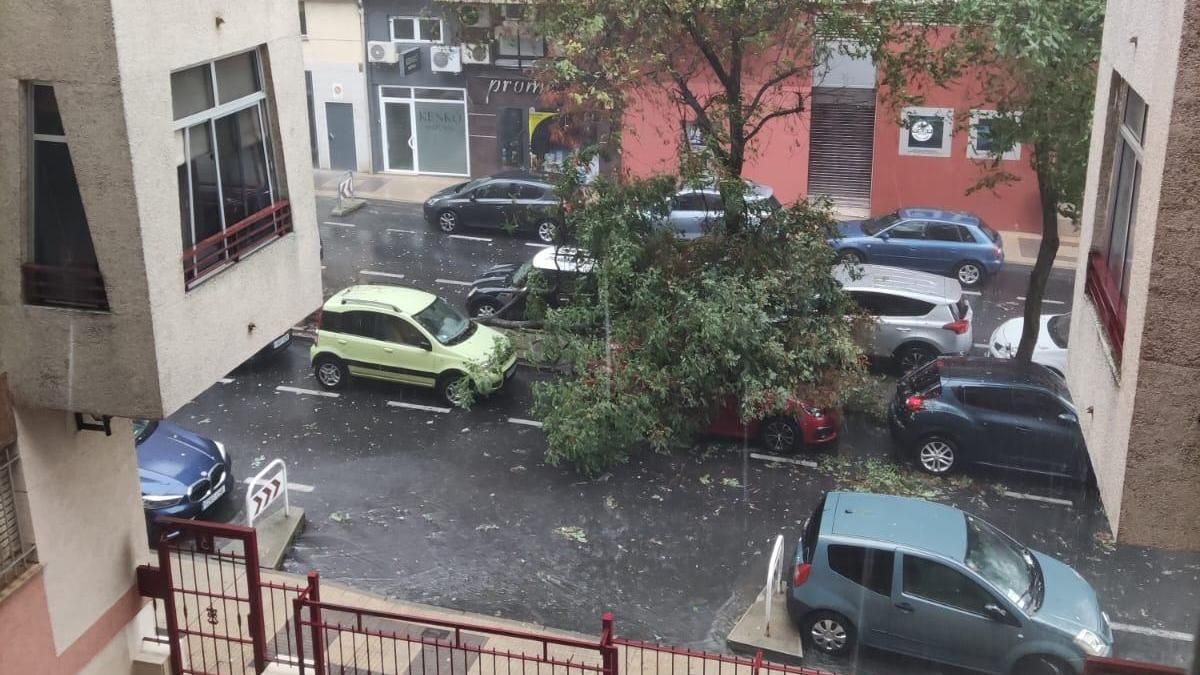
[357,0,374,173]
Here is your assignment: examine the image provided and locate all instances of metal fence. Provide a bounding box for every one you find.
[0,443,36,589]
[615,638,833,675]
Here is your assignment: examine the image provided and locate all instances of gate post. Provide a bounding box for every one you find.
[600,612,619,675]
[309,571,327,675]
[158,530,186,675]
[243,527,269,672]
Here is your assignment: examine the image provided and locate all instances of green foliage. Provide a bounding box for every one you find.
[530,175,868,473]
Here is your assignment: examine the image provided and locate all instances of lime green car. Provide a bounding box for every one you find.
[310,285,517,404]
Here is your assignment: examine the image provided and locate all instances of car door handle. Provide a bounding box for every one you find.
[894,602,914,613]
[895,327,912,332]
[337,339,348,345]
[384,347,394,353]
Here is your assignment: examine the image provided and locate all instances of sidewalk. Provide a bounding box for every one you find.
[998,227,1080,270]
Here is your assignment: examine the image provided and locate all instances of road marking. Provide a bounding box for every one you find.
[1002,490,1073,507]
[525,242,551,248]
[962,290,982,296]
[388,400,452,414]
[243,477,315,493]
[275,385,340,398]
[387,228,418,235]
[322,221,355,228]
[218,377,235,384]
[507,417,544,428]
[435,278,472,286]
[449,234,492,242]
[1110,622,1195,642]
[1016,296,1068,305]
[750,452,819,468]
[973,343,990,350]
[360,270,405,280]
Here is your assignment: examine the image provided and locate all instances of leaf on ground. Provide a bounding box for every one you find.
[329,511,352,524]
[475,523,500,532]
[699,474,712,486]
[721,477,741,488]
[555,525,588,544]
[604,495,617,510]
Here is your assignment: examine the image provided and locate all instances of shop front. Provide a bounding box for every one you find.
[378,85,470,175]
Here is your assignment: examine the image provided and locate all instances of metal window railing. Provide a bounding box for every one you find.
[182,200,293,290]
[0,444,36,589]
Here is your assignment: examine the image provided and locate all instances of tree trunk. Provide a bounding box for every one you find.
[1015,175,1061,363]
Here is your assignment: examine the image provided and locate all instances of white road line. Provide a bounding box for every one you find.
[218,377,235,384]
[973,343,991,350]
[435,278,472,286]
[322,221,355,228]
[507,417,544,428]
[1002,490,1073,507]
[360,270,405,279]
[962,290,982,296]
[1016,296,1068,305]
[275,385,340,398]
[750,452,819,468]
[387,228,418,234]
[449,234,492,242]
[243,477,316,493]
[1110,622,1195,642]
[387,400,452,414]
[525,242,551,248]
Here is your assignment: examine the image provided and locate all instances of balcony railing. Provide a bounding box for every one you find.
[21,263,110,311]
[1085,249,1126,358]
[183,200,293,290]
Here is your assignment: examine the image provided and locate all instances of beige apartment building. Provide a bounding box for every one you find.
[302,0,372,172]
[0,0,323,671]
[1067,0,1200,550]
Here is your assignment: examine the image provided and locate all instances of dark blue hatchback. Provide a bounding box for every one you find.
[135,419,233,529]
[831,208,1004,288]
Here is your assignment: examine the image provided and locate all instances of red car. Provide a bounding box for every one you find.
[705,398,839,454]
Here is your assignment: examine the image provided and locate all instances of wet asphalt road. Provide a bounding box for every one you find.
[177,197,1198,674]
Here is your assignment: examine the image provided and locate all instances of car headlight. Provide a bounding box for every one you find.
[800,403,824,417]
[142,494,185,509]
[1074,628,1110,656]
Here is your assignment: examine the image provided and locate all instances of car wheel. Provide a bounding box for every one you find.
[915,435,958,475]
[760,416,801,454]
[954,261,985,288]
[470,299,501,318]
[437,371,472,407]
[803,611,856,658]
[1014,655,1074,675]
[314,356,348,391]
[838,249,864,265]
[536,220,557,244]
[437,210,459,234]
[896,344,938,373]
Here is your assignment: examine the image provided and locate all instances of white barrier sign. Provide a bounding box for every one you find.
[246,458,289,527]
[765,534,784,637]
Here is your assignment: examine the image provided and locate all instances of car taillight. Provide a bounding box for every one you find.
[905,395,925,413]
[942,319,970,335]
[994,246,1003,260]
[793,562,812,587]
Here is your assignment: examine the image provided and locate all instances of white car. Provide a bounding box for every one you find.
[988,313,1070,376]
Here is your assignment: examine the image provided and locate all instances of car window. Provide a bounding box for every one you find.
[517,184,543,200]
[871,293,934,317]
[827,545,895,596]
[377,315,430,348]
[903,554,997,615]
[848,290,882,315]
[476,182,511,199]
[960,386,1014,413]
[861,212,900,236]
[1010,388,1064,419]
[1047,313,1070,348]
[885,220,926,240]
[926,223,964,242]
[321,310,344,333]
[701,192,724,211]
[959,226,980,243]
[672,192,706,211]
[801,495,827,563]
[332,310,380,339]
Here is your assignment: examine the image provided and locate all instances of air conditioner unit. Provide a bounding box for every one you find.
[430,45,462,73]
[457,4,493,28]
[461,43,491,65]
[367,41,399,64]
[502,3,526,20]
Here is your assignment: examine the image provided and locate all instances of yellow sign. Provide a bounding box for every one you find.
[529,111,557,142]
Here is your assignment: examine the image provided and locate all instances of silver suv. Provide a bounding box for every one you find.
[835,264,973,371]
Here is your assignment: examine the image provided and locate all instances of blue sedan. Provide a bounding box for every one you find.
[135,419,233,534]
[831,208,1004,287]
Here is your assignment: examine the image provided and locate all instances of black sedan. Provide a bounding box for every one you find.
[466,246,594,319]
[423,171,561,243]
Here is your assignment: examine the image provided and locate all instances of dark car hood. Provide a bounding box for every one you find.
[835,220,868,238]
[1030,550,1107,637]
[471,262,523,293]
[137,420,221,494]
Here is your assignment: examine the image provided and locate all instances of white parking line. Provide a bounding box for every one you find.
[360,270,405,280]
[387,228,418,234]
[387,400,452,414]
[972,343,990,350]
[750,452,819,468]
[1002,490,1073,507]
[435,278,472,286]
[218,377,235,384]
[243,477,315,493]
[525,242,550,248]
[1110,622,1195,642]
[962,290,982,296]
[275,385,339,398]
[449,234,492,242]
[322,221,355,228]
[1016,296,1068,305]
[507,417,544,428]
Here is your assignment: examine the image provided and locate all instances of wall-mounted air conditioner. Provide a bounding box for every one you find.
[458,4,494,28]
[461,43,491,65]
[367,41,399,64]
[430,45,462,73]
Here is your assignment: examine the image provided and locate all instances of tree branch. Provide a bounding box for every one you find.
[668,69,731,164]
[746,66,805,118]
[678,11,734,89]
[745,97,805,142]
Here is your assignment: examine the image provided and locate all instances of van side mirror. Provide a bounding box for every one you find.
[983,603,1009,622]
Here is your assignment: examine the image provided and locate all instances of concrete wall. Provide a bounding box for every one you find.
[303,0,372,172]
[304,0,365,64]
[1066,0,1192,545]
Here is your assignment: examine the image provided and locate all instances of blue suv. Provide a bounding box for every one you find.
[789,492,1112,674]
[831,208,1004,288]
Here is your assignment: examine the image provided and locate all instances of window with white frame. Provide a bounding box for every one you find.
[899,106,953,157]
[0,442,35,590]
[172,49,280,262]
[1103,81,1146,304]
[968,110,1021,161]
[390,16,443,43]
[495,23,545,60]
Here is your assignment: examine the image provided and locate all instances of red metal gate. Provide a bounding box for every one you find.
[140,517,269,674]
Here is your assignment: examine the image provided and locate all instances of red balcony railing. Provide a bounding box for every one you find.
[183,200,293,289]
[21,263,109,311]
[1085,250,1126,358]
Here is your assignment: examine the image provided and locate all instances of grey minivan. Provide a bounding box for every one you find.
[836,264,973,372]
[789,492,1112,674]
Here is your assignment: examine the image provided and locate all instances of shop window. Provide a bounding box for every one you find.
[898,106,952,157]
[173,48,290,289]
[23,83,109,311]
[0,442,36,590]
[968,110,1021,161]
[495,23,545,65]
[391,16,443,43]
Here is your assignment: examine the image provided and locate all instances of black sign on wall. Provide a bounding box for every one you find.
[402,48,421,75]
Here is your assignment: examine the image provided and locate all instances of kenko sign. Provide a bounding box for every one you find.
[472,76,545,104]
